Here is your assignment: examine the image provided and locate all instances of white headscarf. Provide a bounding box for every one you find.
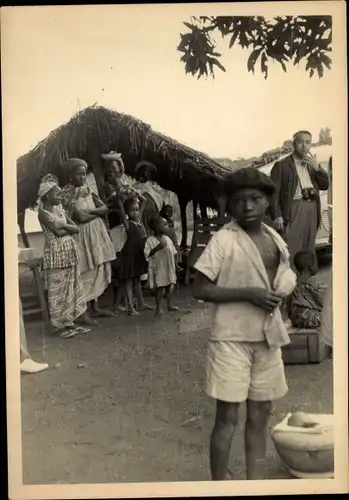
[37,174,59,208]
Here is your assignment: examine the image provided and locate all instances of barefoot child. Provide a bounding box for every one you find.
[192,167,296,481]
[113,194,153,315]
[160,203,182,264]
[144,216,179,315]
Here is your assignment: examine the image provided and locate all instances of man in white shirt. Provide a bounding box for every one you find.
[192,167,296,481]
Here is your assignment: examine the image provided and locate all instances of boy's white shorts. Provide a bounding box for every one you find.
[206,340,288,403]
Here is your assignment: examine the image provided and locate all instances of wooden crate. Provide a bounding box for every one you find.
[282,328,330,365]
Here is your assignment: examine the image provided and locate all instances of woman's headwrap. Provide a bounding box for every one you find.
[37,174,59,207]
[135,160,156,176]
[63,158,88,176]
[102,151,125,177]
[101,151,123,162]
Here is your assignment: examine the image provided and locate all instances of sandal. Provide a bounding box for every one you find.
[59,327,80,339]
[74,326,91,335]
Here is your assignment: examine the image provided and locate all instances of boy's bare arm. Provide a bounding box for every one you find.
[192,272,282,313]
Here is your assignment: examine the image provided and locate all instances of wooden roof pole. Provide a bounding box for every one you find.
[18,211,30,248]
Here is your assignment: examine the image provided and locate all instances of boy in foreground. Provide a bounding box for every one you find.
[192,167,297,480]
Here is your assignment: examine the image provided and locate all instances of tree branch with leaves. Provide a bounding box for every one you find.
[177,16,332,79]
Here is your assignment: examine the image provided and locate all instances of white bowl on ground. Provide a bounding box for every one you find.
[271,413,334,479]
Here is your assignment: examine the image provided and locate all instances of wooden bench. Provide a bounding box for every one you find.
[184,216,231,285]
[282,327,331,365]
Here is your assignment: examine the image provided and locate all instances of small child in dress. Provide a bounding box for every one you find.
[144,216,179,316]
[287,250,324,329]
[113,195,153,316]
[160,204,182,263]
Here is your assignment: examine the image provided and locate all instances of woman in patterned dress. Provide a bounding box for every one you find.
[61,159,116,321]
[37,174,89,338]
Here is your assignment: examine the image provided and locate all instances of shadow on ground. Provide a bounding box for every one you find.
[20,269,333,484]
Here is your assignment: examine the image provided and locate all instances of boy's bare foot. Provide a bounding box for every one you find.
[140,303,155,311]
[91,307,117,317]
[113,305,127,314]
[128,309,140,316]
[168,305,180,312]
[224,468,234,480]
[77,313,97,325]
[155,309,164,316]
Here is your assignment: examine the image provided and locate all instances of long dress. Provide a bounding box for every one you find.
[39,205,87,331]
[144,235,177,289]
[114,220,148,281]
[70,188,116,302]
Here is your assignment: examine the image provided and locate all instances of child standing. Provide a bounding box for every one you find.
[113,194,153,316]
[144,216,179,315]
[192,167,296,481]
[287,250,324,329]
[160,204,181,261]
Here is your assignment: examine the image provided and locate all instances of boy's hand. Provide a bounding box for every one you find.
[158,238,167,249]
[274,216,284,232]
[246,288,283,313]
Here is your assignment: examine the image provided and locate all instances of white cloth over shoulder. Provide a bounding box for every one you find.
[144,235,177,289]
[194,220,296,348]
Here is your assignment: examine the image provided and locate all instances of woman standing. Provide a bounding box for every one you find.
[37,174,89,338]
[102,151,136,253]
[61,159,116,320]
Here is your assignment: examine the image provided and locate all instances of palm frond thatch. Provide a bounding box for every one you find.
[17,105,232,214]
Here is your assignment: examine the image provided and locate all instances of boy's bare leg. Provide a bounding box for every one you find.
[165,284,180,311]
[134,279,154,311]
[77,307,97,325]
[210,400,240,480]
[245,399,272,480]
[113,282,126,314]
[91,299,116,317]
[155,287,164,315]
[125,280,139,315]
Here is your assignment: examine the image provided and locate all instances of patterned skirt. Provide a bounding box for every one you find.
[43,266,87,331]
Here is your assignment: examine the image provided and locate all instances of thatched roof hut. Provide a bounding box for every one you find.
[17,105,232,218]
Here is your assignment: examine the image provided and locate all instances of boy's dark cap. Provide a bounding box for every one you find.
[224,167,276,197]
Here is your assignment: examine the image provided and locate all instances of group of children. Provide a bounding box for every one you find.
[109,184,180,316]
[106,170,326,326]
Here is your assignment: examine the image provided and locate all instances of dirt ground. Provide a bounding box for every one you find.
[20,262,332,485]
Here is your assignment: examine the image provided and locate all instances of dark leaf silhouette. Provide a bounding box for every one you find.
[229,31,239,48]
[247,48,263,74]
[261,52,268,79]
[177,15,332,79]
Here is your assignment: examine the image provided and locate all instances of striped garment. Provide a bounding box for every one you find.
[39,205,87,331]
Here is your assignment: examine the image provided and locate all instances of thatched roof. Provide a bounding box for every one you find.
[17,105,231,214]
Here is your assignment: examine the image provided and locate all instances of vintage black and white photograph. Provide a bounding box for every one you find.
[2,2,347,498]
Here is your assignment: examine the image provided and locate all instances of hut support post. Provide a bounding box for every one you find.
[178,197,188,250]
[18,211,30,248]
[217,194,227,219]
[192,201,198,226]
[90,152,106,200]
[199,203,208,219]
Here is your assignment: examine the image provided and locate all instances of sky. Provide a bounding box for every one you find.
[2,4,335,163]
